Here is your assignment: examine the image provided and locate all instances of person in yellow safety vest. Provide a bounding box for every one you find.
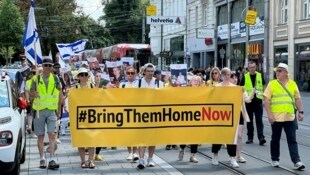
[239,61,266,145]
[30,58,62,170]
[263,63,305,170]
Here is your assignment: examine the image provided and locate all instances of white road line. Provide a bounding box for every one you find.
[153,154,184,175]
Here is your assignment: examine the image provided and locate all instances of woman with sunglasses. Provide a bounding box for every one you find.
[178,75,202,163]
[75,67,96,169]
[211,68,251,168]
[206,67,221,86]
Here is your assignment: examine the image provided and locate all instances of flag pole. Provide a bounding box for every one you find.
[34,38,40,119]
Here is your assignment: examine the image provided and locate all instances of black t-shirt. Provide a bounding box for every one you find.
[239,73,265,103]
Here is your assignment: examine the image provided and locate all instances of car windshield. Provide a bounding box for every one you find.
[0,81,9,107]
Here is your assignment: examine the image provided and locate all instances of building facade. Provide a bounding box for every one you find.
[270,0,310,91]
[149,0,187,70]
[214,0,266,73]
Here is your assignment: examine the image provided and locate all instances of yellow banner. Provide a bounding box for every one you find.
[69,87,242,147]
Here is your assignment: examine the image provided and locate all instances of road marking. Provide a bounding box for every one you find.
[153,154,183,175]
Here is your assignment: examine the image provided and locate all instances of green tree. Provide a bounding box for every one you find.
[102,0,149,44]
[0,0,24,64]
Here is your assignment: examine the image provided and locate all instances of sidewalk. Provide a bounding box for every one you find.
[21,133,176,175]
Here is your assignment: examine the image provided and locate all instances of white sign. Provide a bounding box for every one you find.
[147,16,185,25]
[217,24,228,40]
[196,28,214,39]
[105,61,123,68]
[121,57,134,66]
[250,17,265,36]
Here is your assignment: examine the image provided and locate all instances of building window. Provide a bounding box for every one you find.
[203,3,208,26]
[195,6,198,28]
[231,0,246,23]
[303,0,310,19]
[218,5,228,25]
[280,0,288,24]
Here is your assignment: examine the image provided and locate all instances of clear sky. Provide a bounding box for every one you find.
[76,0,103,21]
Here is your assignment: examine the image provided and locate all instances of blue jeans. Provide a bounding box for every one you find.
[270,121,300,164]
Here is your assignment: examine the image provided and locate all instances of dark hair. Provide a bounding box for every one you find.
[230,73,237,78]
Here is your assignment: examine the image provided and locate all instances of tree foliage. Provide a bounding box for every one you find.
[0,0,24,63]
[17,0,112,58]
[102,0,149,44]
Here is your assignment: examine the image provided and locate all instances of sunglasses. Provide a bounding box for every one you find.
[43,64,52,67]
[78,73,89,77]
[126,72,135,75]
[212,72,218,75]
[276,69,284,73]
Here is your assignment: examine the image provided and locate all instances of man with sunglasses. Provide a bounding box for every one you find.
[30,58,62,170]
[239,61,266,146]
[263,63,305,170]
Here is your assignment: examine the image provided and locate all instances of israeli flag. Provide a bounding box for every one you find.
[22,0,43,65]
[56,39,88,60]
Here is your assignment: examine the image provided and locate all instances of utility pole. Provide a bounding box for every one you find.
[160,0,163,70]
[142,8,146,44]
[264,0,269,81]
[245,0,249,68]
[227,1,231,68]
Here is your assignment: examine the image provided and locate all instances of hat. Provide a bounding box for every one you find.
[154,69,161,75]
[274,63,288,72]
[42,58,53,65]
[53,63,61,68]
[78,67,88,75]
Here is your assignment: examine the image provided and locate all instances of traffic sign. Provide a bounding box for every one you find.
[146,5,157,16]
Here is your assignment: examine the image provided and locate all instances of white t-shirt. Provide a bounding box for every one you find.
[139,77,164,88]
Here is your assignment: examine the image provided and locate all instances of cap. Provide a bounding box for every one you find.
[154,69,161,75]
[42,58,53,65]
[274,63,288,72]
[53,63,61,68]
[78,67,88,75]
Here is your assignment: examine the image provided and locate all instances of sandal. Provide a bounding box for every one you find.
[88,161,95,169]
[81,162,87,168]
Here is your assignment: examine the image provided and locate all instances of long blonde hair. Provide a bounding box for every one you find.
[208,67,220,85]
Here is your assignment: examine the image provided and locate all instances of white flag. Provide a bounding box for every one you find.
[22,0,43,65]
[56,39,88,60]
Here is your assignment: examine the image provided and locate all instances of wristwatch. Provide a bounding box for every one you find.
[299,111,304,114]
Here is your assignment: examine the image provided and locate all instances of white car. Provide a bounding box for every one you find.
[0,73,26,175]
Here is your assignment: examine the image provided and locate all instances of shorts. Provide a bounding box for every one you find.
[33,109,57,136]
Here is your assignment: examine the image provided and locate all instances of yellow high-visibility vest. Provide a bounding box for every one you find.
[269,80,296,114]
[244,72,263,99]
[32,74,59,110]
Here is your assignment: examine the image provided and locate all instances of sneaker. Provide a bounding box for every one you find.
[137,159,145,169]
[111,147,117,150]
[30,132,37,138]
[178,150,184,161]
[189,156,198,163]
[172,145,178,150]
[259,138,266,146]
[132,153,139,162]
[56,138,61,144]
[212,154,219,166]
[95,154,103,161]
[39,159,46,169]
[236,156,247,163]
[165,145,171,150]
[147,158,155,167]
[271,161,280,167]
[245,139,253,144]
[294,162,305,170]
[126,153,133,161]
[48,160,59,169]
[229,157,239,168]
